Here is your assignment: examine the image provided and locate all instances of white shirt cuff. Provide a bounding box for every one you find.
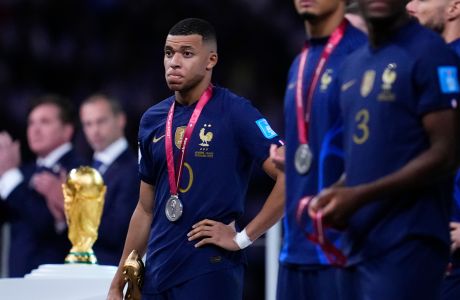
[0,168,24,199]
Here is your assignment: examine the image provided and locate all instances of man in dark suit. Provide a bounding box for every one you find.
[0,95,83,277]
[80,94,139,266]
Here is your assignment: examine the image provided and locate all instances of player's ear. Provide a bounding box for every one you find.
[446,0,460,20]
[206,51,218,71]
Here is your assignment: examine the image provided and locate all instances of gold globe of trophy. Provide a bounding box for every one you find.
[62,166,106,264]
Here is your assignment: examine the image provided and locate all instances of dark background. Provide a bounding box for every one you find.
[0,1,305,298]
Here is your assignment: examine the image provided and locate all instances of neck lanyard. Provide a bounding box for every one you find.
[296,196,347,267]
[165,85,213,196]
[296,20,348,144]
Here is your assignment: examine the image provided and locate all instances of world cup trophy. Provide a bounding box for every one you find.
[62,166,106,264]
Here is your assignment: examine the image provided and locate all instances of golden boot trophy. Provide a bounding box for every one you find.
[63,166,106,264]
[122,250,144,300]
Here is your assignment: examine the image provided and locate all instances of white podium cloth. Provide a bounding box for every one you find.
[0,264,117,300]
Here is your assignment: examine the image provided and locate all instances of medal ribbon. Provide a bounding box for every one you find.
[165,85,213,196]
[296,196,347,267]
[296,20,348,144]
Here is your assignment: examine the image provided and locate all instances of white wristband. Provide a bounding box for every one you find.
[233,228,252,249]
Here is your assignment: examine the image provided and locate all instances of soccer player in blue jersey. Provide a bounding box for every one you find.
[310,0,460,299]
[406,1,460,299]
[106,18,285,300]
[271,0,366,299]
[407,0,460,55]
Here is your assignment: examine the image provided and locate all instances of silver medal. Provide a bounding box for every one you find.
[165,195,183,222]
[295,144,313,175]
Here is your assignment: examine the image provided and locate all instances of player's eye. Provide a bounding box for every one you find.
[165,50,173,58]
[183,51,194,58]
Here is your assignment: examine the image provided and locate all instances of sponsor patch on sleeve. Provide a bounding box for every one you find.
[255,118,278,139]
[438,66,460,93]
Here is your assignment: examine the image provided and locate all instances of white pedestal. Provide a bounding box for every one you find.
[0,264,117,300]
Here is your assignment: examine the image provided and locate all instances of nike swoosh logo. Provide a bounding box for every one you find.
[152,135,165,143]
[341,80,356,91]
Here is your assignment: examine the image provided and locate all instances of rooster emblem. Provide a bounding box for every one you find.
[199,124,213,147]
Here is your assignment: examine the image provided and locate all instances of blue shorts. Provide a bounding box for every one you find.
[141,265,244,300]
[276,263,348,300]
[341,237,449,300]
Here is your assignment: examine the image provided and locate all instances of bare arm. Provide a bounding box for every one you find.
[107,181,155,300]
[450,222,460,253]
[244,152,285,241]
[188,147,285,250]
[310,109,459,227]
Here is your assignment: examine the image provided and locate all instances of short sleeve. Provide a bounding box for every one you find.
[138,116,155,185]
[414,46,460,115]
[231,98,283,166]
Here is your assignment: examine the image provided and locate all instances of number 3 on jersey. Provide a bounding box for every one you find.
[353,109,369,145]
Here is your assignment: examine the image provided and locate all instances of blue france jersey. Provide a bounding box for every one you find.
[138,86,281,293]
[280,24,366,266]
[450,38,460,58]
[450,39,460,223]
[339,21,460,264]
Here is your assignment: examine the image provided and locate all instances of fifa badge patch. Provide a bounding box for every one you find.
[438,66,460,93]
[255,118,278,139]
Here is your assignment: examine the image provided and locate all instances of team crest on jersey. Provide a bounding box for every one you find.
[438,66,460,93]
[320,69,333,91]
[361,70,376,97]
[378,63,397,101]
[174,126,186,149]
[195,123,214,158]
[199,124,213,147]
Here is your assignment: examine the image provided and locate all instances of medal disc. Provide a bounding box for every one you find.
[165,195,183,222]
[295,144,313,175]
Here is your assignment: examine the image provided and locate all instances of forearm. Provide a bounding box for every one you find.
[245,172,285,241]
[355,109,458,206]
[110,203,152,290]
[356,142,457,206]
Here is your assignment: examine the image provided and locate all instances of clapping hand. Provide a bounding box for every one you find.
[33,170,67,222]
[0,131,21,176]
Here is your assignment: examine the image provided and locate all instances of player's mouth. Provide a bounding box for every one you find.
[298,0,315,8]
[167,73,183,80]
[366,0,389,11]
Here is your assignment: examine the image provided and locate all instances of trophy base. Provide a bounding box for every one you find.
[65,249,98,264]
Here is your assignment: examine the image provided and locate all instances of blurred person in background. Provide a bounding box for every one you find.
[346,0,368,33]
[311,0,460,299]
[107,18,285,300]
[406,1,460,299]
[406,0,460,53]
[80,94,139,266]
[271,0,366,299]
[0,95,82,277]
